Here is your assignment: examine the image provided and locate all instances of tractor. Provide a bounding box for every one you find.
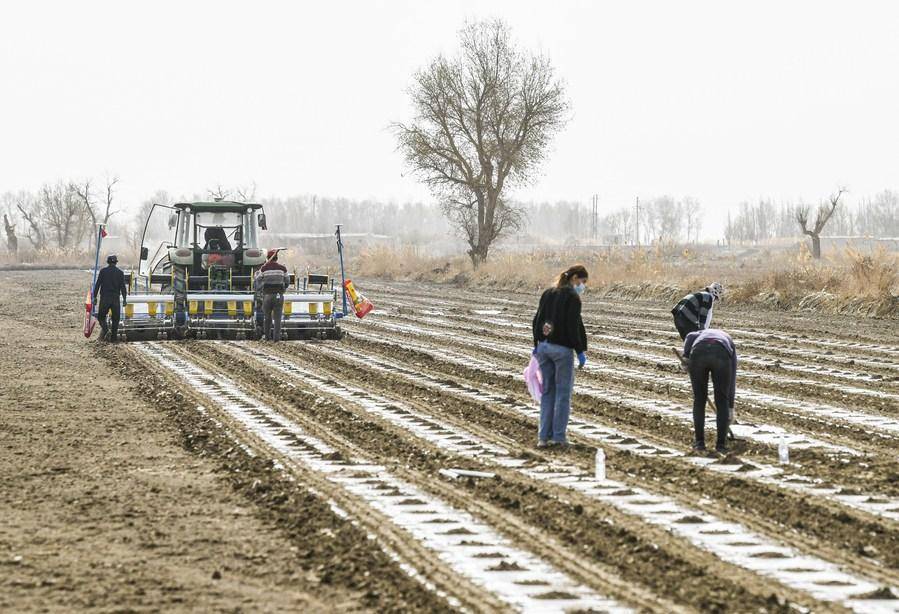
[116,199,344,341]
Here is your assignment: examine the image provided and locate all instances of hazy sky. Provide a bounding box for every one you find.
[2,1,897,237]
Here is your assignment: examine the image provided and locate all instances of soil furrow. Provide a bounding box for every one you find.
[161,342,648,613]
[371,326,899,496]
[373,294,899,378]
[334,332,899,568]
[359,312,899,416]
[147,342,632,613]
[352,316,899,456]
[111,344,456,613]
[267,338,899,581]
[305,339,899,520]
[183,340,833,613]
[363,281,899,350]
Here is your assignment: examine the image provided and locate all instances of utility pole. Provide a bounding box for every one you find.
[591,194,598,241]
[634,196,641,246]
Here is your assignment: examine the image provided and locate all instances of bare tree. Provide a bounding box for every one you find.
[234,181,257,202]
[204,182,256,203]
[38,182,92,249]
[3,213,18,258]
[394,19,569,266]
[857,190,899,237]
[683,197,702,244]
[71,179,95,224]
[71,175,120,245]
[796,187,845,259]
[16,199,46,250]
[653,196,683,243]
[100,175,120,225]
[440,189,525,262]
[641,201,659,244]
[600,208,633,244]
[207,185,231,200]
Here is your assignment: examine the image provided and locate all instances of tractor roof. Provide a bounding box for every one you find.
[174,201,263,213]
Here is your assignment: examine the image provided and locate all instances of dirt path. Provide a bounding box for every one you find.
[3,270,898,612]
[0,271,441,612]
[269,338,899,575]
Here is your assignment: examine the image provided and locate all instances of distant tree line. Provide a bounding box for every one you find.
[261,195,448,241]
[4,181,898,263]
[0,176,118,259]
[519,196,703,246]
[725,190,899,245]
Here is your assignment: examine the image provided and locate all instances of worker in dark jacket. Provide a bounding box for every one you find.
[93,254,128,342]
[531,264,589,450]
[254,249,289,341]
[671,282,724,340]
[203,226,232,252]
[682,328,737,453]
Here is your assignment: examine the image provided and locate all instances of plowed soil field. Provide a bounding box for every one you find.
[3,271,898,613]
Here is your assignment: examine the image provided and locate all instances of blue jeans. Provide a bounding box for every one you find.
[535,341,575,443]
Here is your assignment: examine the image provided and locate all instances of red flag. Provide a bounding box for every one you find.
[99,226,108,238]
[84,290,97,338]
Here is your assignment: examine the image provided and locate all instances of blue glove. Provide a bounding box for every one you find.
[532,347,538,356]
[577,352,586,368]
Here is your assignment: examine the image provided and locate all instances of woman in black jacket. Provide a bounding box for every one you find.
[532,264,589,449]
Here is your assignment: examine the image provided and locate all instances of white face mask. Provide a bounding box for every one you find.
[574,282,586,295]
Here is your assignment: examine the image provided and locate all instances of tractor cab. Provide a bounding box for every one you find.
[139,200,268,291]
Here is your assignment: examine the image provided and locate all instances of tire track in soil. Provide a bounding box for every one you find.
[302,340,899,524]
[347,320,866,454]
[362,310,899,425]
[455,323,899,452]
[375,293,899,386]
[364,281,899,352]
[220,340,899,614]
[184,341,819,614]
[354,325,899,501]
[331,331,899,576]
[368,298,875,396]
[109,344,455,614]
[345,323,894,470]
[369,308,899,432]
[366,314,899,456]
[262,340,899,580]
[146,342,633,614]
[367,291,899,395]
[373,291,899,379]
[354,318,899,467]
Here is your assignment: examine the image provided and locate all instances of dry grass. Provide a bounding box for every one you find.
[0,248,94,270]
[353,243,899,317]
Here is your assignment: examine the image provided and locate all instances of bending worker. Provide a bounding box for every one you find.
[682,328,737,454]
[532,264,589,450]
[93,254,128,342]
[671,282,724,340]
[254,249,289,341]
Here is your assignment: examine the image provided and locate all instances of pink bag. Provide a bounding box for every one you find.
[523,355,543,402]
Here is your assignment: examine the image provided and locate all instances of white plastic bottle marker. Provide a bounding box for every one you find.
[595,448,606,481]
[778,435,789,465]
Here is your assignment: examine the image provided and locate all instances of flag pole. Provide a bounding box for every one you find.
[89,224,105,313]
[335,224,348,316]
